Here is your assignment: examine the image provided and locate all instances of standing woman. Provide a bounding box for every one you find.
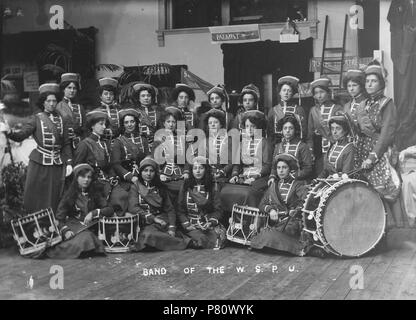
[56,73,86,152]
[128,157,191,251]
[94,77,121,141]
[358,62,399,202]
[268,114,313,184]
[132,83,162,147]
[267,76,307,145]
[152,107,190,201]
[306,78,343,177]
[343,69,367,145]
[47,164,114,259]
[171,83,197,129]
[4,83,73,214]
[232,83,261,130]
[177,157,227,249]
[205,85,234,130]
[111,108,150,189]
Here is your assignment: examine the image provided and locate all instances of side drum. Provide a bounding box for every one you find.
[98,214,139,253]
[302,178,386,257]
[11,208,62,256]
[226,204,269,246]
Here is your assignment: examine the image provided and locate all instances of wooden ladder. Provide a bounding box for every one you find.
[320,14,348,90]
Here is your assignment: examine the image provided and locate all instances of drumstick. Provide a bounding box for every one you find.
[62,220,99,241]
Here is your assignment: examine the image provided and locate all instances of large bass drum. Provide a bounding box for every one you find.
[302,178,386,257]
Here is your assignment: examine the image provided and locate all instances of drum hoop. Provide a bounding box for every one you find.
[316,179,386,256]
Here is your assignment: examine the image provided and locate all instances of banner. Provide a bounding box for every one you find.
[209,24,260,44]
[309,56,373,73]
[181,68,214,95]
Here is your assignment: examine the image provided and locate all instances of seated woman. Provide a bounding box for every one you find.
[268,114,312,184]
[152,107,190,201]
[318,111,357,179]
[128,157,190,251]
[250,154,310,256]
[46,164,114,259]
[75,110,129,216]
[225,110,270,208]
[111,108,150,191]
[204,108,234,187]
[177,157,227,249]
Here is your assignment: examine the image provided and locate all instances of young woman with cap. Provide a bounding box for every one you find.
[318,111,357,178]
[268,113,313,185]
[128,156,191,250]
[306,78,343,177]
[343,69,367,144]
[4,83,73,214]
[46,163,114,259]
[232,83,261,130]
[250,153,312,256]
[56,73,86,151]
[111,108,150,190]
[171,83,197,129]
[267,76,307,145]
[132,82,162,146]
[356,61,399,202]
[205,85,234,130]
[177,156,227,249]
[94,77,121,141]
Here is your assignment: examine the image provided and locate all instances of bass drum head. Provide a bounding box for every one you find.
[322,180,385,257]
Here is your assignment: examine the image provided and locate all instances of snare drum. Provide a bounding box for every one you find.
[11,208,62,256]
[302,178,386,257]
[98,214,139,253]
[226,204,269,246]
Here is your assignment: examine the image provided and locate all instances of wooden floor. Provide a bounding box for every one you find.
[1,228,416,300]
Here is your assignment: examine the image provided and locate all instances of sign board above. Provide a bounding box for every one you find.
[209,24,260,44]
[280,34,299,43]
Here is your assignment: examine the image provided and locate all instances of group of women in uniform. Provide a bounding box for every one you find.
[2,59,402,259]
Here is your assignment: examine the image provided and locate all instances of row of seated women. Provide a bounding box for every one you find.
[3,60,402,258]
[46,152,317,259]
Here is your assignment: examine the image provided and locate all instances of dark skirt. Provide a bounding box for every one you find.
[46,219,105,259]
[138,224,191,251]
[24,160,65,214]
[220,177,267,211]
[250,218,308,256]
[163,180,185,209]
[100,181,130,216]
[187,224,227,249]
